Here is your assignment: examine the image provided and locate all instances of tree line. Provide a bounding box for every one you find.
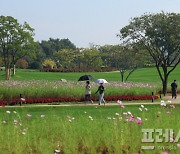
[0,12,179,95]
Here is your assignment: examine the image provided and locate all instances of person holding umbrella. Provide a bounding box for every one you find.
[85,81,93,104]
[95,82,106,105]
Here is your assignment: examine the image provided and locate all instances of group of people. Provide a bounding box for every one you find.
[18,80,178,106]
[85,79,178,105]
[85,81,106,105]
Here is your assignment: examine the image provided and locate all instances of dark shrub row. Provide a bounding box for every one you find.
[40,67,117,72]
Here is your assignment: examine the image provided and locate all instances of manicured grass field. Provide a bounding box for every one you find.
[0,103,179,154]
[0,66,179,85]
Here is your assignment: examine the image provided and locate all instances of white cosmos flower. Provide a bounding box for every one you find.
[161,100,165,103]
[119,117,122,120]
[141,105,144,108]
[2,120,6,124]
[89,116,92,119]
[22,132,26,135]
[137,117,141,120]
[160,102,166,107]
[6,111,11,114]
[139,108,142,111]
[115,113,119,116]
[168,100,172,103]
[54,149,61,153]
[41,115,45,118]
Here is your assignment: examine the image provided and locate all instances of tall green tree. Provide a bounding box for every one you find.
[40,38,76,58]
[54,49,77,69]
[82,48,103,69]
[0,15,36,79]
[99,45,144,82]
[118,12,180,94]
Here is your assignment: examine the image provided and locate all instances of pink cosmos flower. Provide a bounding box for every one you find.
[121,105,125,108]
[161,152,169,154]
[117,100,125,108]
[135,117,142,125]
[170,105,175,108]
[26,114,32,117]
[126,116,134,122]
[170,137,175,142]
[117,100,122,105]
[166,111,171,114]
[13,120,18,124]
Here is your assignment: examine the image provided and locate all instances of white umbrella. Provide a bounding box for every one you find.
[96,79,108,84]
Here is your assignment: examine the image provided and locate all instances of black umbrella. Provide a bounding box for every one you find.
[78,75,93,81]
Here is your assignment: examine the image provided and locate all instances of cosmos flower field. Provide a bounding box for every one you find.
[0,101,179,154]
[0,80,159,105]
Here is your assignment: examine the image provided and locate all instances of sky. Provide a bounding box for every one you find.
[0,0,180,48]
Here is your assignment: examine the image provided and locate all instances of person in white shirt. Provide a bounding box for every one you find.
[20,94,26,106]
[85,81,93,104]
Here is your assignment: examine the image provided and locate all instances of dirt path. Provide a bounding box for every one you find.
[162,94,180,103]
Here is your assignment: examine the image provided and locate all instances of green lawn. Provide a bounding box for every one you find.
[0,66,179,84]
[0,104,179,153]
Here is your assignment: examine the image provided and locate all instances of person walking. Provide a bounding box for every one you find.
[20,94,26,106]
[85,81,93,104]
[171,80,178,99]
[95,83,106,105]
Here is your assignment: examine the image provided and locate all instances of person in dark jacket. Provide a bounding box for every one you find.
[171,80,178,99]
[95,83,106,105]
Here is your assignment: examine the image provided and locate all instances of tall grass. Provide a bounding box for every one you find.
[0,80,158,99]
[0,104,179,153]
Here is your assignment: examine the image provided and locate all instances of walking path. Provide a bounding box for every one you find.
[2,94,179,108]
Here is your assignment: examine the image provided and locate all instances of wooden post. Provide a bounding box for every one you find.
[152,92,154,102]
[159,91,161,99]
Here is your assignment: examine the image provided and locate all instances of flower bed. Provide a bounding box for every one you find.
[0,95,158,106]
